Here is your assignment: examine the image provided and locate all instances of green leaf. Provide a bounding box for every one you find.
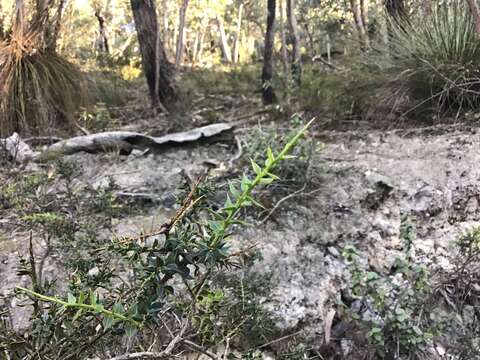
[103,315,114,330]
[72,309,83,322]
[125,323,138,338]
[395,308,406,315]
[209,220,222,234]
[267,147,275,165]
[224,194,234,208]
[241,175,251,192]
[366,272,379,281]
[89,291,97,305]
[113,303,124,314]
[228,182,239,198]
[78,291,85,304]
[259,177,274,185]
[67,293,76,305]
[267,172,280,180]
[249,197,265,209]
[94,304,104,314]
[412,326,423,336]
[250,159,261,175]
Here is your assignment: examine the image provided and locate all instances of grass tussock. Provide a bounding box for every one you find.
[0,28,85,137]
[371,0,480,118]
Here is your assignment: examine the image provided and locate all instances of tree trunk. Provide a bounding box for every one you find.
[303,22,315,57]
[48,0,67,51]
[34,0,48,25]
[385,0,405,20]
[262,0,277,105]
[130,0,176,109]
[279,0,289,75]
[196,29,206,62]
[94,9,110,53]
[360,0,368,33]
[350,0,369,49]
[175,0,189,67]
[217,15,232,63]
[232,2,244,63]
[286,0,301,85]
[161,0,169,55]
[466,0,480,36]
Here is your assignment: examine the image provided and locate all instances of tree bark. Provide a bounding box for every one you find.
[466,0,480,36]
[286,0,301,85]
[360,0,368,33]
[175,0,189,67]
[130,0,176,108]
[262,0,277,105]
[279,0,289,75]
[161,0,169,55]
[191,30,199,62]
[350,0,369,49]
[48,0,67,51]
[196,29,206,62]
[217,15,232,63]
[303,22,315,57]
[94,8,110,53]
[232,2,244,63]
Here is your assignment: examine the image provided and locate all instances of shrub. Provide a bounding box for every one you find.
[243,115,321,192]
[0,121,314,359]
[370,0,480,118]
[0,27,85,136]
[338,219,480,359]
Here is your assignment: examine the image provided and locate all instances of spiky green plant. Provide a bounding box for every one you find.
[0,26,85,136]
[372,0,480,116]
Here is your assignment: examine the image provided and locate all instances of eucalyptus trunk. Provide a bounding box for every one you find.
[130,0,176,109]
[286,0,301,85]
[360,0,368,33]
[279,0,289,75]
[262,0,277,105]
[350,0,369,49]
[196,29,206,62]
[162,0,169,56]
[175,0,189,66]
[217,16,232,63]
[94,9,110,53]
[48,0,67,51]
[232,2,244,63]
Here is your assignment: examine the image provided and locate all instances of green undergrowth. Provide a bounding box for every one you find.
[337,216,480,359]
[181,64,260,100]
[0,120,315,359]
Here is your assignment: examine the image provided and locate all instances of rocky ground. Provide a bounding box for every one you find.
[2,119,480,350]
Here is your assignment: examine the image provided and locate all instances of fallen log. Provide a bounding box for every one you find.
[2,123,234,163]
[0,132,37,163]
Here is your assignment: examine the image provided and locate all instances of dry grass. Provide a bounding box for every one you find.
[0,26,85,137]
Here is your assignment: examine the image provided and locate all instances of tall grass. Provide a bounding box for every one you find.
[372,0,480,117]
[0,27,84,136]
